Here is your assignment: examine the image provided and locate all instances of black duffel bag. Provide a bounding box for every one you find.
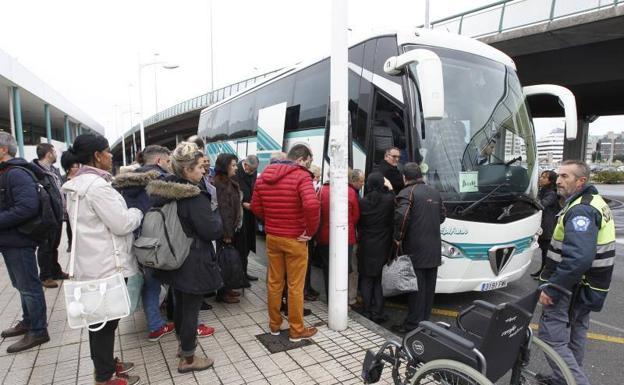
[217,244,246,290]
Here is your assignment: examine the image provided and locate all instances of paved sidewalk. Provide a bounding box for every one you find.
[0,245,396,384]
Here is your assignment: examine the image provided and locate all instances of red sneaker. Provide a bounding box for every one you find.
[148,323,175,342]
[197,324,215,338]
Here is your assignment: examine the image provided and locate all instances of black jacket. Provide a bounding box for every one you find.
[233,161,257,253]
[114,165,168,215]
[393,181,446,269]
[375,159,404,194]
[357,189,395,277]
[0,158,42,247]
[538,187,559,241]
[149,176,224,294]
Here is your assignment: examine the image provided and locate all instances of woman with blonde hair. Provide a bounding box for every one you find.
[150,142,223,373]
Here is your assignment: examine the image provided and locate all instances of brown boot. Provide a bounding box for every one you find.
[289,327,317,343]
[6,332,50,353]
[177,355,214,373]
[42,279,58,288]
[1,321,28,338]
[216,294,239,304]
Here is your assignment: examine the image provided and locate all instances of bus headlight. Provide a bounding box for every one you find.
[441,241,464,259]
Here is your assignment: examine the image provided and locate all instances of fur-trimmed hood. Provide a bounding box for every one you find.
[146,178,201,202]
[113,170,161,189]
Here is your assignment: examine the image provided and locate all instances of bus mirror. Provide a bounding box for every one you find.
[523,85,578,140]
[384,49,444,120]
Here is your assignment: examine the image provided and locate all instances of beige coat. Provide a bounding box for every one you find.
[62,173,143,280]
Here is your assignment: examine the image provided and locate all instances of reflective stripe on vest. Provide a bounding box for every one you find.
[546,192,616,290]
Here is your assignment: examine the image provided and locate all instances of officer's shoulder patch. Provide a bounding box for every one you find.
[571,216,591,232]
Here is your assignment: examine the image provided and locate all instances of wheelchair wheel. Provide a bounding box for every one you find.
[496,336,576,385]
[500,336,576,385]
[411,359,493,385]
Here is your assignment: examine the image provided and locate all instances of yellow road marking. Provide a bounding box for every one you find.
[386,304,624,345]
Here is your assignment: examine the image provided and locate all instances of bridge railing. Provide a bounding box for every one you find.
[431,0,623,38]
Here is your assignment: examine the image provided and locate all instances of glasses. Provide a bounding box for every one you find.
[389,155,401,159]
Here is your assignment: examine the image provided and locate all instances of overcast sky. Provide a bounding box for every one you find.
[1,0,621,142]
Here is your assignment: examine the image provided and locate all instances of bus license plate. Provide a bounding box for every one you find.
[480,280,508,291]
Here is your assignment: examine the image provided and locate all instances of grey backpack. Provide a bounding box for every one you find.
[132,201,193,270]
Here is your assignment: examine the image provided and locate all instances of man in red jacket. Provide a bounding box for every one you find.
[251,144,320,342]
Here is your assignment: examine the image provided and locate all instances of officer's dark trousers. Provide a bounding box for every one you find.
[538,295,591,385]
[404,267,437,330]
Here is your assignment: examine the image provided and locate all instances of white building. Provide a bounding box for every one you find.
[537,128,564,165]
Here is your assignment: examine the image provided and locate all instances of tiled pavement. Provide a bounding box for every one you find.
[0,242,397,384]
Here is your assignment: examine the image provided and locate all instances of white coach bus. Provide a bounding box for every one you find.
[197,28,577,293]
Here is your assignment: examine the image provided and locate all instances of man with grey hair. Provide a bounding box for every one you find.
[0,132,50,353]
[233,154,260,283]
[538,159,615,385]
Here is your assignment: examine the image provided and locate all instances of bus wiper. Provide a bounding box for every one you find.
[506,156,522,166]
[510,192,543,210]
[459,183,509,217]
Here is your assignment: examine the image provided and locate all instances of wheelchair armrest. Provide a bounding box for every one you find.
[539,282,572,297]
[418,321,475,351]
[472,300,497,311]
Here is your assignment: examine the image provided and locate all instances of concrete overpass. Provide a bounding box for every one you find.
[431,0,624,159]
[0,47,104,160]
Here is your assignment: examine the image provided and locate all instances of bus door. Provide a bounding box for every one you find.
[369,91,407,171]
[256,102,287,172]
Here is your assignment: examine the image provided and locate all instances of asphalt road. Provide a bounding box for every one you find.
[252,183,624,385]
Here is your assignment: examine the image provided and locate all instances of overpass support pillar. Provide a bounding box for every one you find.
[44,104,52,143]
[563,118,590,161]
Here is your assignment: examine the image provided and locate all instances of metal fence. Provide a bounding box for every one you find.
[431,0,623,37]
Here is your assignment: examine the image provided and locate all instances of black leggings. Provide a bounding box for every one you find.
[173,289,203,358]
[89,319,120,382]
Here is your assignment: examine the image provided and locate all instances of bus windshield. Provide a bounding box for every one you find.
[410,46,536,203]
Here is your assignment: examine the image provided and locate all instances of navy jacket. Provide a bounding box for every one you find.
[544,184,603,302]
[0,158,42,248]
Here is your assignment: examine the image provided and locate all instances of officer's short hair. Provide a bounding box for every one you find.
[561,160,590,180]
[403,162,422,181]
[36,143,55,160]
[385,147,400,156]
[0,132,18,157]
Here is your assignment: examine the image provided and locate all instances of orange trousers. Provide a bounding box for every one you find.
[266,234,308,335]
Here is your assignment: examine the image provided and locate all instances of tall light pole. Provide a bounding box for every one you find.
[209,0,214,92]
[328,0,349,331]
[424,0,431,28]
[137,54,179,150]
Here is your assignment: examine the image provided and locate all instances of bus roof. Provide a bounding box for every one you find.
[199,28,516,118]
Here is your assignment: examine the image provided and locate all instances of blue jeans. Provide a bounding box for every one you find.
[142,267,165,332]
[1,247,48,336]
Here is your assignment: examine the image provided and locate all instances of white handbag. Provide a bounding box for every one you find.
[63,193,131,331]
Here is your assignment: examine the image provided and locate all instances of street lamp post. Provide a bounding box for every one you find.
[137,54,179,150]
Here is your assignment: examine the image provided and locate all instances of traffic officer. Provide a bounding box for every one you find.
[539,160,616,385]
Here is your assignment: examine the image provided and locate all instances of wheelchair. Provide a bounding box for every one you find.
[362,284,576,385]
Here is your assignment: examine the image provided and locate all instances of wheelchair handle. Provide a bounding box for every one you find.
[419,321,475,351]
[538,282,572,297]
[472,300,497,312]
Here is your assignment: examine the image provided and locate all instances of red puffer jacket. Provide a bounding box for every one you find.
[317,184,360,246]
[251,162,320,239]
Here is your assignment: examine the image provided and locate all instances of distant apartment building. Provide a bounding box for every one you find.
[504,132,527,161]
[537,128,564,165]
[596,131,624,162]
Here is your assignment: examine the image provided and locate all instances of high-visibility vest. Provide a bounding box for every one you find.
[542,192,615,295]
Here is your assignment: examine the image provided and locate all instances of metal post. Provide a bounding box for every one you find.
[549,0,557,20]
[12,87,25,158]
[64,115,71,146]
[499,3,506,32]
[209,0,214,92]
[424,0,431,29]
[44,104,52,143]
[459,15,464,34]
[328,0,349,331]
[8,87,16,138]
[138,55,146,151]
[77,123,82,136]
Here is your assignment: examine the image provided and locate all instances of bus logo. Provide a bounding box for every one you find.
[488,244,516,275]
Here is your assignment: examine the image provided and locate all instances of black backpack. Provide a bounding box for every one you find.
[0,166,62,241]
